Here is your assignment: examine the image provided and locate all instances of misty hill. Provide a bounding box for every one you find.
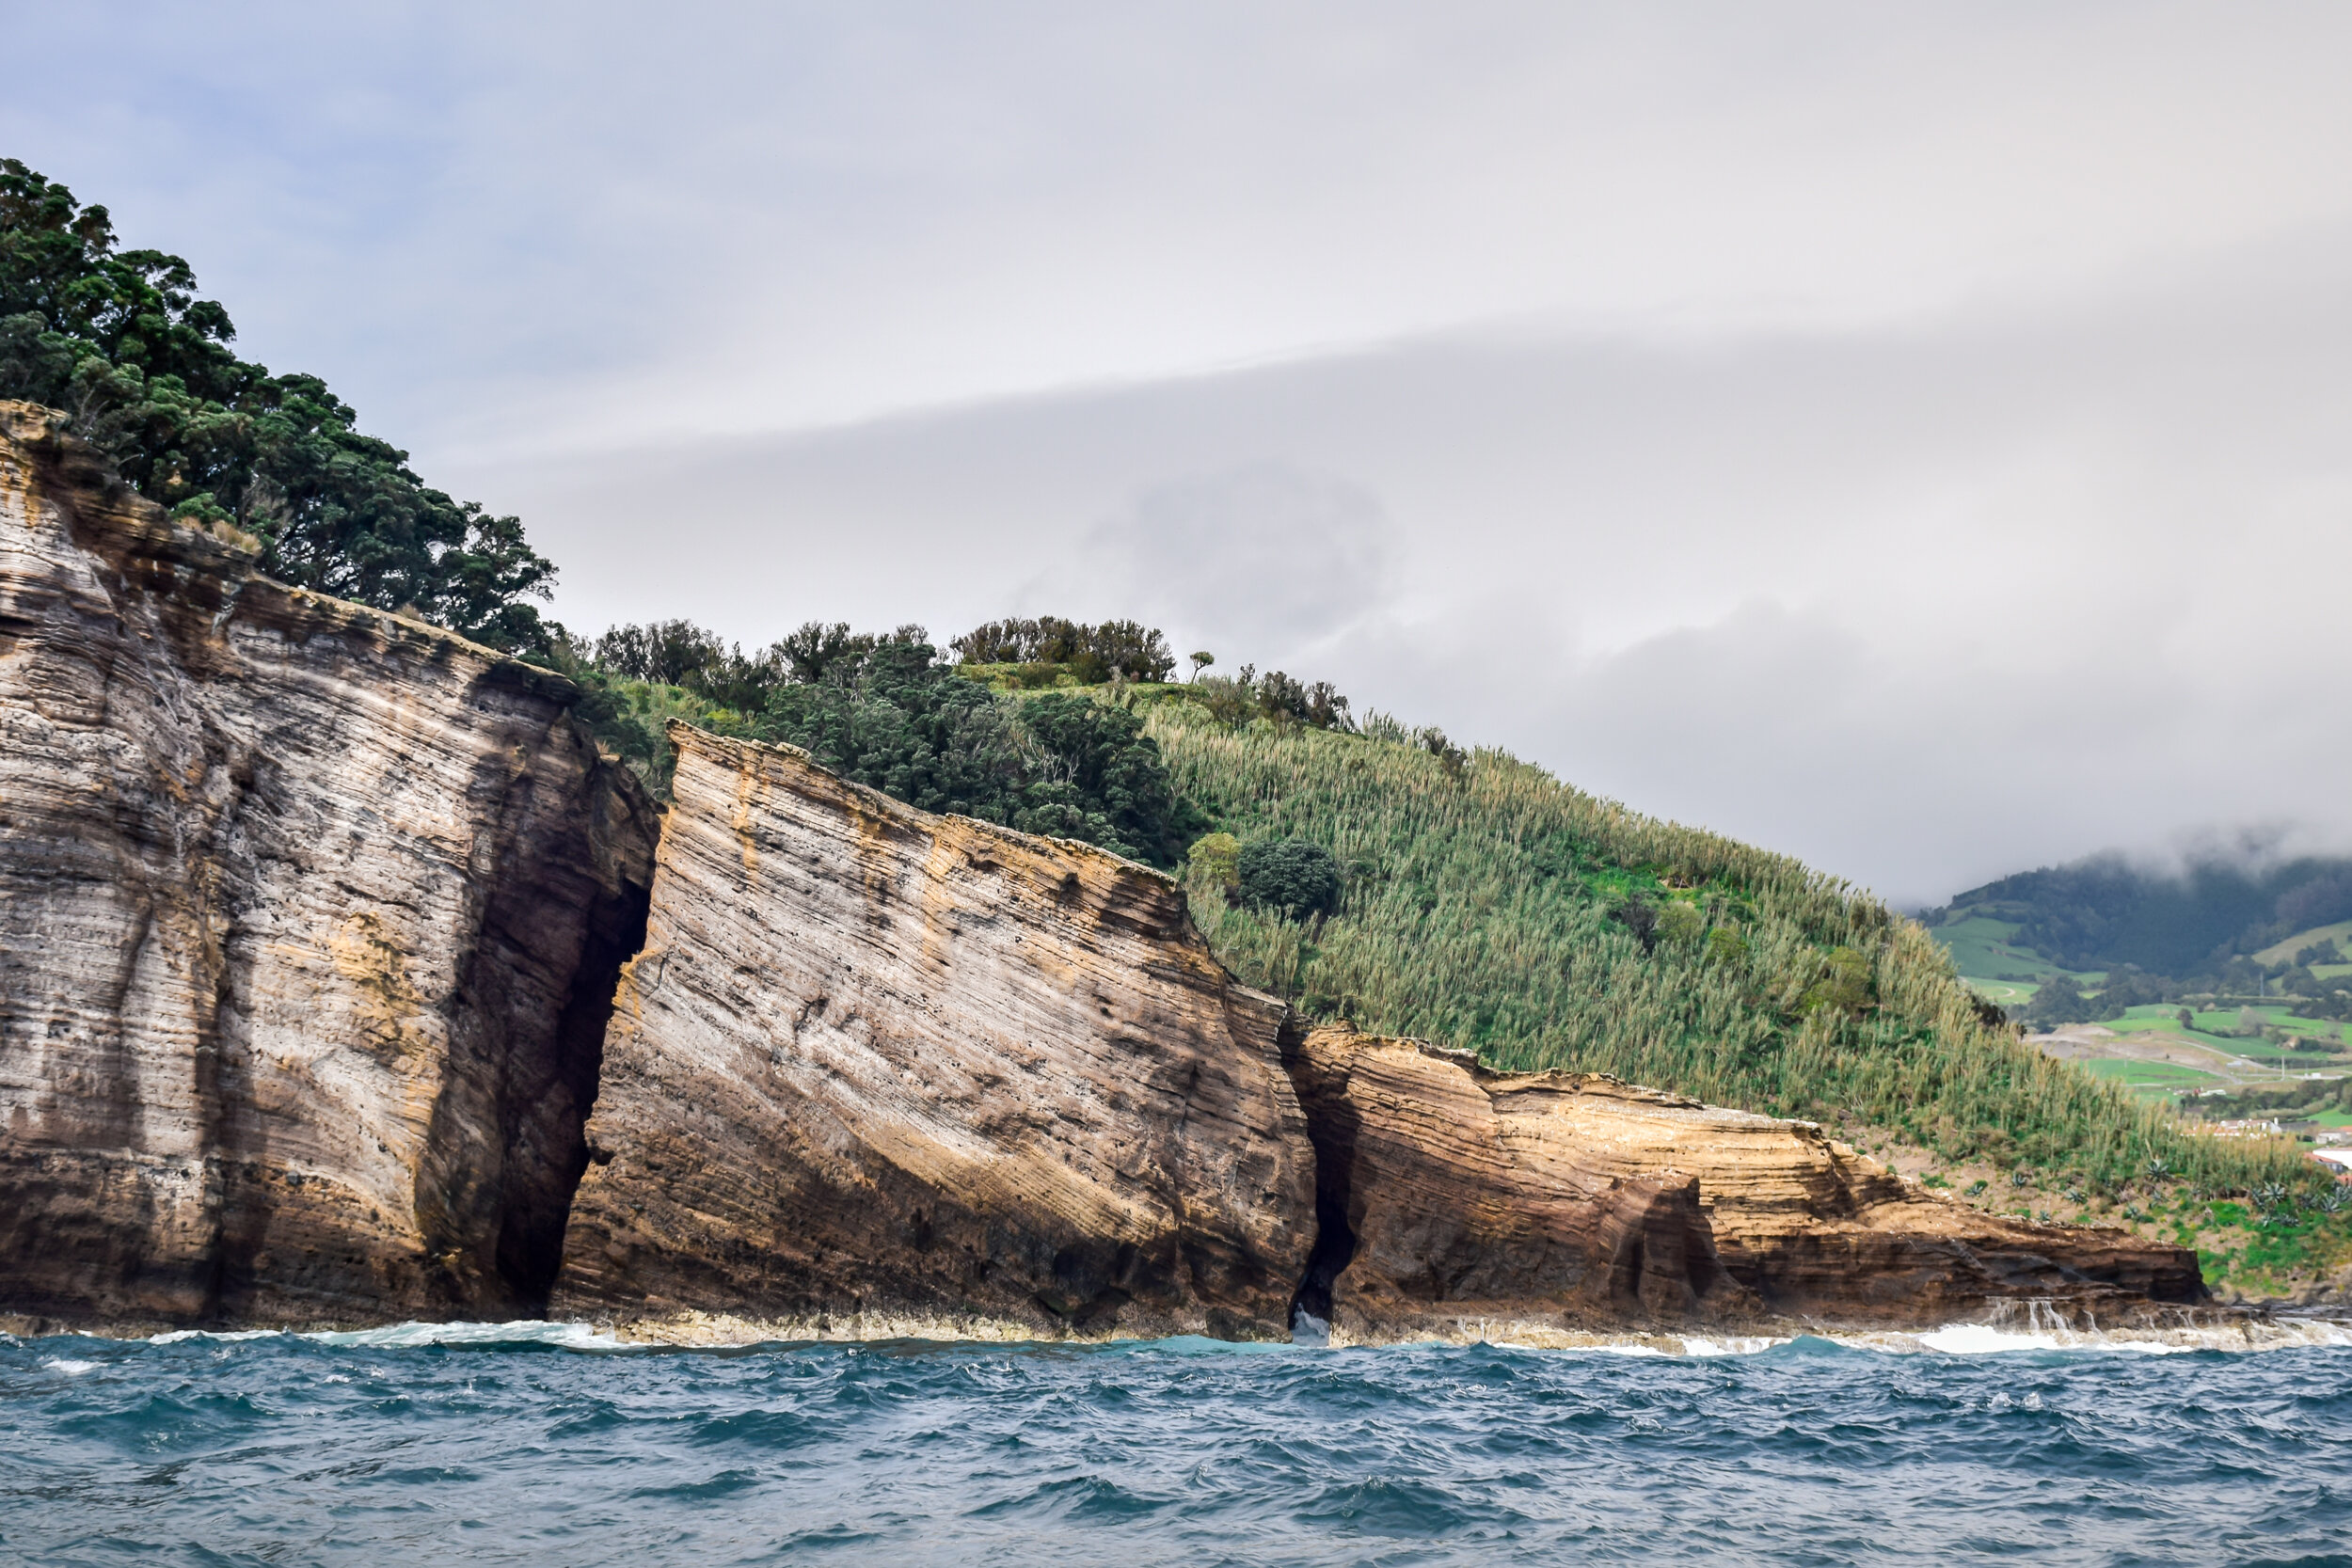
[1925,853,2352,978]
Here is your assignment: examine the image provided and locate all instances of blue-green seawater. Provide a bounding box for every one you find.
[3,1326,2348,1566]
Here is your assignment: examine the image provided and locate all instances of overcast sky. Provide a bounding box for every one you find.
[8,2,2349,906]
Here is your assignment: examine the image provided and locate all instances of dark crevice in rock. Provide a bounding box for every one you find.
[500,844,652,1311]
[1278,1012,1359,1333]
[495,758,659,1315]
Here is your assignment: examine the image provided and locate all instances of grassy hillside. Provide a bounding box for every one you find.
[1146,704,2319,1196]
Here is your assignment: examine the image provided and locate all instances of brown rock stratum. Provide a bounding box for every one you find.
[0,402,2205,1341]
[553,727,1317,1340]
[0,403,656,1330]
[1284,1026,2203,1341]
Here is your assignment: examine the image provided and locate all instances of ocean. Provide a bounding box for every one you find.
[3,1321,2348,1566]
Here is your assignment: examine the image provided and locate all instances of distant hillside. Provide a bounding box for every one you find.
[1924,853,2352,977]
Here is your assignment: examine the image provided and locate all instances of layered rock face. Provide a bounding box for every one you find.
[1285,1027,2203,1339]
[0,401,2211,1343]
[0,403,657,1329]
[553,727,1316,1339]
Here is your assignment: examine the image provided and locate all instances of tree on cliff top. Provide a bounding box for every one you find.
[0,158,558,652]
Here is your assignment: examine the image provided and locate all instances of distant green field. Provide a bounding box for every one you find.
[2078,1058,2225,1092]
[2095,1006,2281,1053]
[2253,919,2352,967]
[1931,915,2094,989]
[2187,1006,2348,1045]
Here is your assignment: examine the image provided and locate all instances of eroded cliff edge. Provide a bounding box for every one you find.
[0,402,658,1330]
[553,726,1318,1339]
[1284,1025,2204,1341]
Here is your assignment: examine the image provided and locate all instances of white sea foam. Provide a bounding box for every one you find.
[302,1319,628,1351]
[1914,1324,2060,1354]
[143,1320,629,1353]
[41,1358,102,1375]
[1679,1337,1788,1357]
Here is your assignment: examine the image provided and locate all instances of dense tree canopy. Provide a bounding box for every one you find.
[575,620,1204,868]
[0,159,558,650]
[949,616,1176,682]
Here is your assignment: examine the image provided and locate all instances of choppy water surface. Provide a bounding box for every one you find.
[4,1322,2350,1566]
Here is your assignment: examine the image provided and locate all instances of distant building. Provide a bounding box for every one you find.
[2310,1148,2352,1180]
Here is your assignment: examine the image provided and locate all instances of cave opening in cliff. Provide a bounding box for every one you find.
[1280,1020,1359,1344]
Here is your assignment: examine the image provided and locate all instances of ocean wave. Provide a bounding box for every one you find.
[85,1307,2341,1362]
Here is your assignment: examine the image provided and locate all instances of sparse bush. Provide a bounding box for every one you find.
[1655,900,1706,945]
[1801,946,1876,1019]
[1187,832,1241,893]
[1609,895,1660,952]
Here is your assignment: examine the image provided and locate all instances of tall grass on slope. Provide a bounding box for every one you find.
[1150,707,2312,1195]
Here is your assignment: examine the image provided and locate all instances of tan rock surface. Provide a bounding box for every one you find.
[554,726,1316,1339]
[1286,1026,2204,1338]
[0,403,657,1329]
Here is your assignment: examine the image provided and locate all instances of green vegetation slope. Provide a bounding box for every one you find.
[1151,707,2312,1190]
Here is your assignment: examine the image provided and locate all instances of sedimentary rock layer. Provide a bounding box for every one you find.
[1285,1026,2203,1339]
[554,727,1316,1339]
[0,403,657,1329]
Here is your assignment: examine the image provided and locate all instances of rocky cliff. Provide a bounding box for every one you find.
[553,726,1316,1339]
[0,403,657,1330]
[1284,1026,2203,1340]
[0,402,2207,1343]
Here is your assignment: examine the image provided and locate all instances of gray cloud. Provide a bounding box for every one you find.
[1027,465,1395,667]
[5,4,2349,904]
[441,221,2352,905]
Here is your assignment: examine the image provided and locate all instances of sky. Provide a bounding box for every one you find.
[6,1,2349,907]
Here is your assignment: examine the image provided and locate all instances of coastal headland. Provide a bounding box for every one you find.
[0,404,2216,1341]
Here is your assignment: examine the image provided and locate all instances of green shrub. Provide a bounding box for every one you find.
[1237,838,1343,920]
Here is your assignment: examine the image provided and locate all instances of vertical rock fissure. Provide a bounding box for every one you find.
[1277,1013,1359,1335]
[496,855,652,1312]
